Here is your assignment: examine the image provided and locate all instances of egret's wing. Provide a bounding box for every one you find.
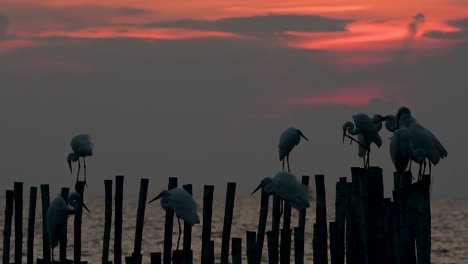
[409,124,440,164]
[278,128,300,161]
[71,134,94,155]
[354,114,382,147]
[427,130,447,159]
[170,189,200,225]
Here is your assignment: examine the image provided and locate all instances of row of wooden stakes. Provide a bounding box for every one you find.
[2,167,431,264]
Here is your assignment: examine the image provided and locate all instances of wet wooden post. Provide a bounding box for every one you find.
[280,202,292,264]
[348,168,363,264]
[231,237,242,264]
[256,190,269,264]
[206,241,215,264]
[60,187,70,263]
[270,196,281,263]
[221,182,237,264]
[171,251,183,264]
[114,175,124,264]
[3,190,14,264]
[14,182,23,264]
[182,184,193,254]
[357,169,370,264]
[313,174,327,264]
[382,198,396,264]
[102,180,112,264]
[40,184,51,263]
[329,222,338,264]
[298,175,310,229]
[293,227,304,264]
[26,187,37,264]
[333,177,347,264]
[266,230,279,264]
[74,181,86,264]
[246,231,256,264]
[416,175,431,264]
[163,177,178,264]
[368,167,385,264]
[150,253,161,264]
[132,178,149,264]
[201,185,214,264]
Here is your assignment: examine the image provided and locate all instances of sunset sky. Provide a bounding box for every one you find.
[0,0,467,198]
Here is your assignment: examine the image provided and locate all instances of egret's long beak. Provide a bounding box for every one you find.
[299,131,309,141]
[149,193,163,204]
[81,201,90,213]
[374,115,387,123]
[251,182,263,195]
[68,160,72,174]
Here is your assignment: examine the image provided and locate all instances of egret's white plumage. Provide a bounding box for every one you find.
[252,171,312,211]
[390,127,426,176]
[149,187,200,250]
[343,113,383,168]
[278,127,308,172]
[46,192,89,262]
[357,115,384,167]
[67,134,94,186]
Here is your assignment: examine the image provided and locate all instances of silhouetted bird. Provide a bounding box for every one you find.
[278,127,308,173]
[67,134,93,186]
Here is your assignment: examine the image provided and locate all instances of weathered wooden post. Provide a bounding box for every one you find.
[201,185,214,264]
[150,252,161,264]
[266,230,279,264]
[60,187,70,263]
[102,180,112,264]
[232,237,242,264]
[329,222,338,264]
[246,231,257,264]
[294,227,304,264]
[280,202,292,264]
[115,175,124,264]
[14,182,23,264]
[270,196,281,263]
[206,241,215,264]
[182,184,193,254]
[221,182,236,264]
[333,177,346,264]
[382,198,396,264]
[26,187,37,264]
[40,184,51,263]
[132,178,149,264]
[312,174,327,264]
[368,167,385,263]
[163,177,177,264]
[357,169,369,264]
[256,190,269,264]
[74,181,86,264]
[416,174,431,264]
[3,190,14,264]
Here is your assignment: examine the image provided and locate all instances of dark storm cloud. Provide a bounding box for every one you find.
[141,14,352,35]
[424,18,468,40]
[0,12,9,40]
[115,7,153,16]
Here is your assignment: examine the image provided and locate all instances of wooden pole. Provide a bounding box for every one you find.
[246,231,256,264]
[279,228,291,264]
[416,174,431,264]
[26,187,37,264]
[329,222,338,264]
[163,177,177,264]
[133,178,149,264]
[74,181,86,264]
[256,190,269,264]
[171,251,183,264]
[60,187,70,263]
[14,182,23,264]
[266,230,279,264]
[231,237,242,264]
[298,175,310,230]
[221,182,236,264]
[40,184,51,263]
[313,175,327,264]
[382,198,396,264]
[271,196,281,231]
[150,253,161,264]
[206,241,215,264]
[293,227,304,264]
[201,185,214,264]
[368,167,385,264]
[102,180,113,264]
[3,190,14,264]
[357,169,369,264]
[182,184,193,253]
[334,178,346,264]
[114,175,124,264]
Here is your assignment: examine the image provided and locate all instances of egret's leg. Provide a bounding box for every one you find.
[422,161,427,178]
[279,200,284,218]
[282,159,285,171]
[362,157,366,168]
[409,160,412,171]
[366,147,371,169]
[51,248,54,263]
[418,163,422,180]
[83,157,87,186]
[76,158,81,184]
[177,217,182,251]
[287,155,291,173]
[429,162,432,176]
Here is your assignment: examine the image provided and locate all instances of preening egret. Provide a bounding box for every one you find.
[46,192,90,262]
[343,113,383,168]
[357,115,384,167]
[67,134,93,186]
[390,127,426,177]
[251,171,312,211]
[278,127,309,173]
[383,107,448,178]
[149,187,200,251]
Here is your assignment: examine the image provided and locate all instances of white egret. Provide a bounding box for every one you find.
[343,113,383,168]
[390,127,426,177]
[278,127,309,173]
[67,134,93,186]
[46,192,90,262]
[357,115,384,167]
[149,187,200,251]
[251,171,312,212]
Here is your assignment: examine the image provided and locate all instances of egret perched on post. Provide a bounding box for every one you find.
[278,127,309,173]
[390,127,426,177]
[46,192,90,262]
[67,134,93,186]
[356,115,384,167]
[149,187,200,251]
[251,171,312,211]
[343,113,383,168]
